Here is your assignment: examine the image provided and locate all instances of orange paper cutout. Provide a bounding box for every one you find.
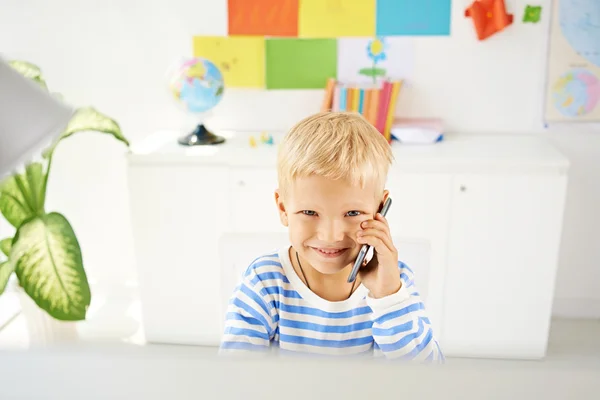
[228,0,299,37]
[465,0,514,41]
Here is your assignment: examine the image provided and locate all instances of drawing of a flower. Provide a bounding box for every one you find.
[359,37,388,82]
[367,38,387,63]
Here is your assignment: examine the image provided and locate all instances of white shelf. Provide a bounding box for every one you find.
[127,130,569,174]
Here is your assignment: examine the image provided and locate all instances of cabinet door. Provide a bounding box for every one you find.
[443,173,567,359]
[128,164,230,345]
[229,168,286,233]
[385,173,453,332]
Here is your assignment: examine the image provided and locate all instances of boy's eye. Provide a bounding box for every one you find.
[346,211,361,217]
[302,210,317,216]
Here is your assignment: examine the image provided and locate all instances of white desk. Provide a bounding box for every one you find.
[126,130,569,359]
[3,324,600,400]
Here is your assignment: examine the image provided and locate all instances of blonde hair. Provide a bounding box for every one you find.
[277,112,394,195]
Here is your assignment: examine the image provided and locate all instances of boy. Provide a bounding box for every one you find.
[221,112,443,362]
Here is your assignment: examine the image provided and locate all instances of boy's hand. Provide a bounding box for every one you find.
[356,213,402,299]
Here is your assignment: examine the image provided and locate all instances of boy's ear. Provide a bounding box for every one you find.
[379,190,390,212]
[274,189,288,227]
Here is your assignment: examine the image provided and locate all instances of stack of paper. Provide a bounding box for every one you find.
[391,118,444,144]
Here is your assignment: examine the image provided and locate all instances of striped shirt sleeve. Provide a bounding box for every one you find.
[219,266,278,353]
[367,262,444,362]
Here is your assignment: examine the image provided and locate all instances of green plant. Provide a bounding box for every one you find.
[0,61,130,321]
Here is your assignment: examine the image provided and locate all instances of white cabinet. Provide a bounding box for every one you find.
[443,174,567,358]
[227,168,284,233]
[384,173,453,330]
[126,131,569,359]
[127,164,229,345]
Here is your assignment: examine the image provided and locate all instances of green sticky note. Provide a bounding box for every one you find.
[266,38,337,89]
[523,5,542,23]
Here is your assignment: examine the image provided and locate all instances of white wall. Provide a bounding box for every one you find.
[1,0,599,317]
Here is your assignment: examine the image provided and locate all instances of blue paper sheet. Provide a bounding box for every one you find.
[376,0,452,36]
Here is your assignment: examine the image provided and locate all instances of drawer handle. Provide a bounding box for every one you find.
[237,180,245,186]
[460,185,467,192]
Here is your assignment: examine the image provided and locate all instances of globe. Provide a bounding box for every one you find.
[167,57,226,145]
[552,69,600,117]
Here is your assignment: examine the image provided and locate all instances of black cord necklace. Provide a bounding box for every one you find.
[296,251,356,300]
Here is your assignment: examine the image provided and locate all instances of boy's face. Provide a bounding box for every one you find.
[275,175,388,275]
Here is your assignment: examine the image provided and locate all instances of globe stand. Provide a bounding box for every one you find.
[177,123,225,146]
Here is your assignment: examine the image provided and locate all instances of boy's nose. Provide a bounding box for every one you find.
[317,219,346,243]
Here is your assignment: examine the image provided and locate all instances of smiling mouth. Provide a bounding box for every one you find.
[311,247,349,258]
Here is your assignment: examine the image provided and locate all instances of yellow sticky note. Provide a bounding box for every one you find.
[193,36,265,88]
[298,0,376,37]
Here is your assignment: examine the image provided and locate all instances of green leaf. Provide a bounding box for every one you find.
[0,163,45,228]
[43,107,129,159]
[358,67,387,77]
[34,77,48,90]
[0,175,30,227]
[63,107,128,144]
[0,260,13,295]
[0,238,12,257]
[8,60,42,80]
[8,60,47,89]
[10,213,90,321]
[26,162,45,214]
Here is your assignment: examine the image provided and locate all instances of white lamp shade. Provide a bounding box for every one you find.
[0,57,74,177]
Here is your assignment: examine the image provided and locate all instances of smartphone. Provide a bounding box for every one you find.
[347,197,392,283]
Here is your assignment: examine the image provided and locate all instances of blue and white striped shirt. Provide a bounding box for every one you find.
[221,247,443,362]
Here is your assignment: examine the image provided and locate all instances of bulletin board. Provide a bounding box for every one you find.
[192,0,452,90]
[543,0,600,123]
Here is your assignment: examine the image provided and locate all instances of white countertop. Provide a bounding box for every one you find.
[127,130,570,174]
[2,285,598,399]
[1,312,599,399]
